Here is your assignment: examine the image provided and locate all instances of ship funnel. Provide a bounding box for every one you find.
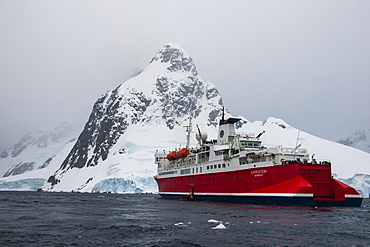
[217,117,241,144]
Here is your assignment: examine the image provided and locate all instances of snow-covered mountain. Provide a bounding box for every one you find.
[338,129,370,154]
[0,43,369,197]
[44,43,226,193]
[0,122,78,178]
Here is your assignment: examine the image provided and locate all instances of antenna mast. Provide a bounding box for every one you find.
[184,117,192,149]
[293,130,301,153]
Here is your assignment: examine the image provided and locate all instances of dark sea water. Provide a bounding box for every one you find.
[0,192,369,247]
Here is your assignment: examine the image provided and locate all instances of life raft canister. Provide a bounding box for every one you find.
[167,151,178,160]
[177,148,189,158]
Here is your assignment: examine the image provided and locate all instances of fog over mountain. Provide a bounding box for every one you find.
[1,1,370,153]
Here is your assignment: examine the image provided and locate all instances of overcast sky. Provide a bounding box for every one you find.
[1,0,370,152]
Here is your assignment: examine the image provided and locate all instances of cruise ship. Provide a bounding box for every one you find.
[154,113,363,207]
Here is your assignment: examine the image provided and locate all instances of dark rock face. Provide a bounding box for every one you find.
[151,44,198,75]
[156,76,204,129]
[3,162,35,177]
[206,87,220,100]
[47,175,58,186]
[60,80,155,170]
[39,156,55,169]
[206,86,224,127]
[61,86,127,169]
[208,109,222,127]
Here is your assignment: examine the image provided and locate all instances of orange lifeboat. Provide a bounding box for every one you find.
[167,151,178,160]
[177,148,189,158]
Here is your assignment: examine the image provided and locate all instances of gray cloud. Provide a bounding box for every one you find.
[1,0,370,152]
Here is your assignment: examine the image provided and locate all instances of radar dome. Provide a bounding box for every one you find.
[196,131,208,142]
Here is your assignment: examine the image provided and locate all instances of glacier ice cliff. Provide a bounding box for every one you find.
[92,177,157,193]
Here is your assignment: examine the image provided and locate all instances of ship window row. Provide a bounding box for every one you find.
[241,142,259,147]
[206,163,227,170]
[239,155,273,165]
[158,171,177,176]
[180,167,203,175]
[281,148,307,154]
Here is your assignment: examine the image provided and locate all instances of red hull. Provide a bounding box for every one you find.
[155,163,362,207]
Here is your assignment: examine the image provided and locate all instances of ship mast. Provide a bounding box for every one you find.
[184,117,192,149]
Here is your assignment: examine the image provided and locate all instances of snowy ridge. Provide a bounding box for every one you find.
[338,129,370,154]
[0,134,78,190]
[0,122,78,178]
[0,43,369,198]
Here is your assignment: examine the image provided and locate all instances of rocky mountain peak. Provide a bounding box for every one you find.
[57,44,224,172]
[149,43,198,76]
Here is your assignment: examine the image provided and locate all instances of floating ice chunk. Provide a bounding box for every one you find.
[208,219,219,223]
[212,223,227,229]
[174,222,190,227]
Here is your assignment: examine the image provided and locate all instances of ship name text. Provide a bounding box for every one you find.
[251,169,267,177]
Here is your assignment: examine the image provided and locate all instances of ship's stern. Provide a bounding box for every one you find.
[299,164,363,207]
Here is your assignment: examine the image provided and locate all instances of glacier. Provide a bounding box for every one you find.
[0,178,44,191]
[91,177,157,194]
